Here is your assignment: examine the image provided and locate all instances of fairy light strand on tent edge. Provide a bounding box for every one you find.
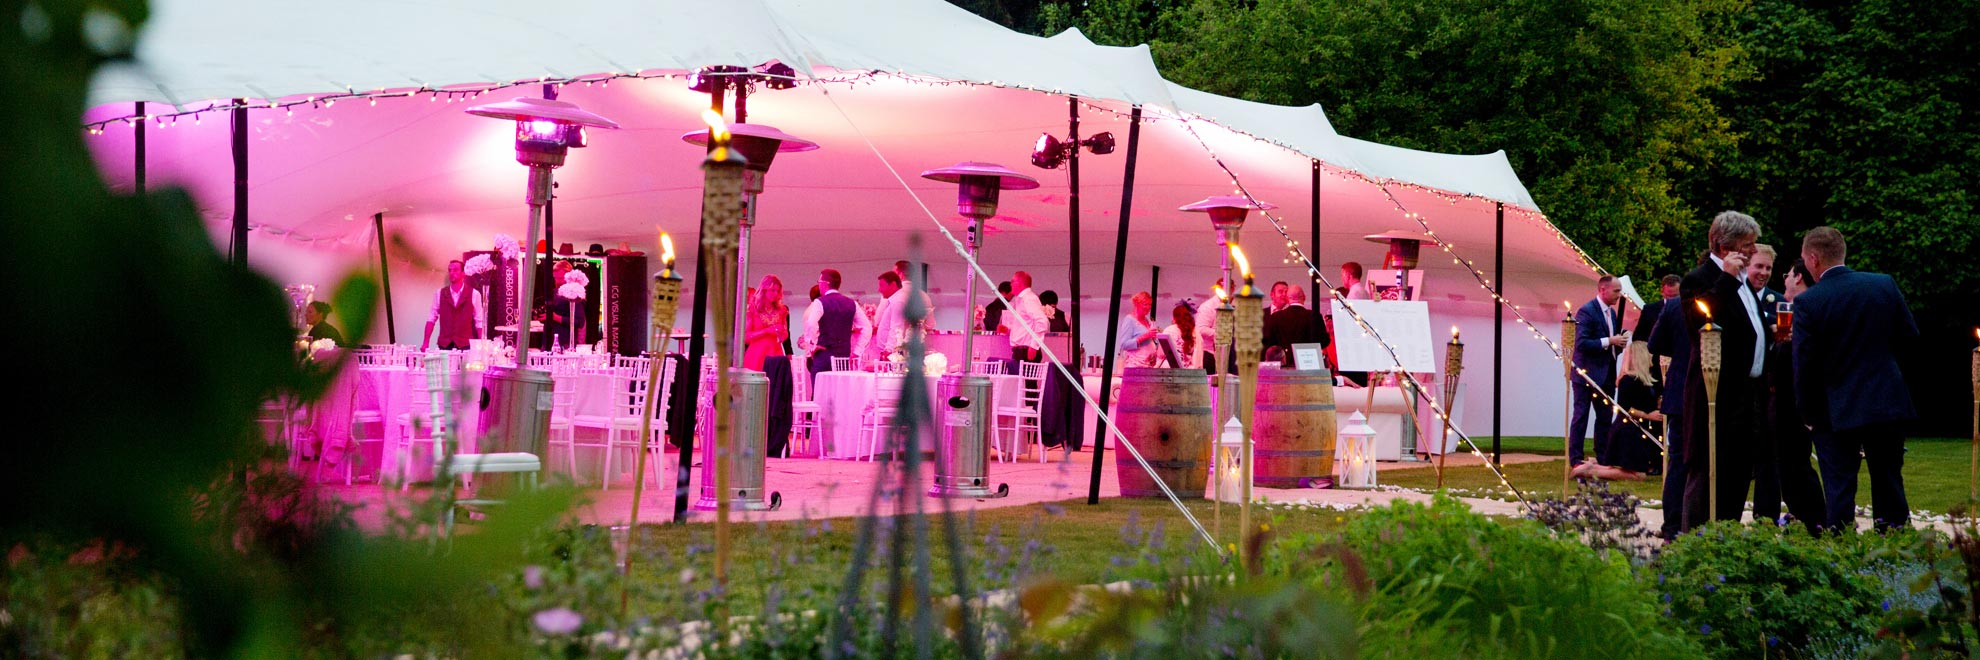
[1174,115,1584,506]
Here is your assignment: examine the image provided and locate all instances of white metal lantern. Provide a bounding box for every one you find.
[1213,417,1246,503]
[1338,412,1379,488]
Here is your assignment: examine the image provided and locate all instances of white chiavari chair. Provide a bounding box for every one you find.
[543,357,585,480]
[571,356,669,490]
[789,358,821,458]
[857,374,906,461]
[994,361,1049,463]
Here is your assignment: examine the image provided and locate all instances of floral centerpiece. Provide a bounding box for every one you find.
[887,349,949,374]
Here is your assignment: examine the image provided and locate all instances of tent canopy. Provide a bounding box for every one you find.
[82,0,1604,436]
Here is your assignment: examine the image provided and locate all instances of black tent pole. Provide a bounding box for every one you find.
[374,213,397,344]
[134,102,145,194]
[1067,100,1082,365]
[230,100,248,266]
[1148,266,1160,305]
[1310,161,1321,304]
[673,83,725,523]
[1493,201,1504,464]
[1087,106,1141,504]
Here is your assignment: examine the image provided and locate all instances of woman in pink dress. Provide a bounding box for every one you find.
[743,275,790,371]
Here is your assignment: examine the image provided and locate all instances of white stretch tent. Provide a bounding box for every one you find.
[81,0,1607,437]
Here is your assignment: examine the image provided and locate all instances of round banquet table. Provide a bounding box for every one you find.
[811,371,1023,459]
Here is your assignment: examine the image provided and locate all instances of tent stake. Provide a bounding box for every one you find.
[1087,106,1140,504]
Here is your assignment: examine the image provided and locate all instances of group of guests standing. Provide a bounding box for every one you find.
[1113,280,1331,374]
[1567,212,1917,538]
[740,261,1076,380]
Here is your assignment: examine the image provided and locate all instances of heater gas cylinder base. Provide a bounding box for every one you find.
[693,490,783,512]
[929,479,1009,499]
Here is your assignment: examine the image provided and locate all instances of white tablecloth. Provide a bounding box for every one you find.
[811,371,1022,459]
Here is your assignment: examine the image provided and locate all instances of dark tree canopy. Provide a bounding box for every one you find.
[960,0,1978,431]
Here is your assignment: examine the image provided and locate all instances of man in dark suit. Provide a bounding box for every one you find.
[1264,285,1328,367]
[1568,276,1628,467]
[1647,292,1690,539]
[1678,211,1767,529]
[1792,226,1917,531]
[304,301,345,345]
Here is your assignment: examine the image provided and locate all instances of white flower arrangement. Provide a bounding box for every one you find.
[563,269,590,287]
[492,233,522,261]
[558,282,587,300]
[464,253,495,276]
[885,350,949,374]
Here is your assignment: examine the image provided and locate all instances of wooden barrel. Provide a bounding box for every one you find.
[1252,368,1338,488]
[1113,368,1213,498]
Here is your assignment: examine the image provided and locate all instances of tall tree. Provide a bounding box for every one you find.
[1149,0,1748,278]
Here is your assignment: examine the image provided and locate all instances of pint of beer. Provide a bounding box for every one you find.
[1776,301,1794,341]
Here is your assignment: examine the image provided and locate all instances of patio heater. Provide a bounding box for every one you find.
[1180,197,1274,437]
[464,97,618,473]
[682,124,819,368]
[919,162,1038,498]
[1363,230,1430,298]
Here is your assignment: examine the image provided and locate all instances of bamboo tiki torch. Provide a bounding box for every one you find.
[698,110,748,585]
[1231,247,1265,558]
[621,231,682,615]
[1440,326,1464,489]
[1697,300,1723,522]
[1562,302,1576,495]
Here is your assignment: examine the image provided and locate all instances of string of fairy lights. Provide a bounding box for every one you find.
[1164,117,1533,506]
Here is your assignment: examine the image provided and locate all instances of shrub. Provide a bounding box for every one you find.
[1651,522,1893,658]
[1329,495,1701,659]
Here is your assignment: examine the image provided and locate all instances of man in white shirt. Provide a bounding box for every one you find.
[1006,271,1050,362]
[1195,280,1226,374]
[870,271,911,359]
[1341,262,1374,300]
[800,268,872,378]
[422,259,485,351]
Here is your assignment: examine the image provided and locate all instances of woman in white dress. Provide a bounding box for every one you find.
[1115,291,1162,369]
[1161,301,1200,369]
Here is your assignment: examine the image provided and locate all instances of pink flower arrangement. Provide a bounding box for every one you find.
[492,233,521,261]
[558,282,586,300]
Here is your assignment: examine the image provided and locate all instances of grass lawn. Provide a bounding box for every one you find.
[1384,436,1972,514]
[623,496,1350,616]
